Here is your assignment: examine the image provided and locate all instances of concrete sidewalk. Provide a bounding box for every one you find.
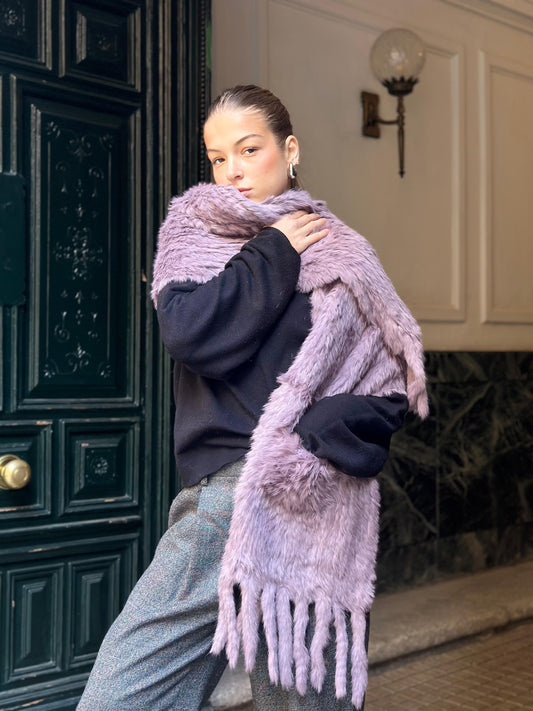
[366,620,533,710]
[207,559,533,710]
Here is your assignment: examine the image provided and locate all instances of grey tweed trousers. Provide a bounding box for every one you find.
[76,461,366,711]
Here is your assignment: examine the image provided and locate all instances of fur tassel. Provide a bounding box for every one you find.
[239,578,261,672]
[260,584,279,684]
[293,599,310,696]
[211,584,239,667]
[309,598,332,692]
[334,605,349,699]
[276,587,294,689]
[350,610,369,709]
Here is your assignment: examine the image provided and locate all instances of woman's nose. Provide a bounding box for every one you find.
[226,158,244,181]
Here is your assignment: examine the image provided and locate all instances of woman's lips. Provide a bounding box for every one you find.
[238,188,252,196]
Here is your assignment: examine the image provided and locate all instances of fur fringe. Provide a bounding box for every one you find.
[152,183,428,706]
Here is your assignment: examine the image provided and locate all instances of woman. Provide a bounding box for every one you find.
[77,85,427,711]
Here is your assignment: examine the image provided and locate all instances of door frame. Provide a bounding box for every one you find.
[144,0,211,565]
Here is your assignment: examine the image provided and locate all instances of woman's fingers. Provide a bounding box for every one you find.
[305,226,329,246]
[270,212,329,254]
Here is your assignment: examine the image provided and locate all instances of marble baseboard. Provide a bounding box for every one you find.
[377,351,533,591]
[376,540,438,593]
[381,410,437,533]
[425,351,533,383]
[437,525,532,575]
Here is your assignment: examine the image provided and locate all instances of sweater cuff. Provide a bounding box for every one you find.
[294,393,409,478]
[253,225,301,262]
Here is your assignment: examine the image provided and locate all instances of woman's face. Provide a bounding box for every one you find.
[203,109,299,203]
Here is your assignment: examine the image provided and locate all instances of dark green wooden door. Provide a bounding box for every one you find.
[0,1,210,709]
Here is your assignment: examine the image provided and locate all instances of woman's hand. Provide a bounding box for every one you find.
[271,211,329,254]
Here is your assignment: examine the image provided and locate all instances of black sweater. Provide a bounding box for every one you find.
[157,228,407,487]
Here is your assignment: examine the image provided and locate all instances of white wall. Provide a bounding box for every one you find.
[212,0,533,350]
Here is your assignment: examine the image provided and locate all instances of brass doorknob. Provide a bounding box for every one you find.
[0,455,32,490]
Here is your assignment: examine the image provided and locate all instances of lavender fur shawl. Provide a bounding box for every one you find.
[152,183,428,707]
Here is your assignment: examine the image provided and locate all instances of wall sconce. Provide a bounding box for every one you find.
[361,28,426,177]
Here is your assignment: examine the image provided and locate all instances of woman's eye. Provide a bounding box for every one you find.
[243,147,257,155]
[212,157,224,166]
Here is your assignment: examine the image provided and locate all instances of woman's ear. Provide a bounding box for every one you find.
[285,135,299,165]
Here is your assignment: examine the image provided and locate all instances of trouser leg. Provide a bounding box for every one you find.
[76,462,240,711]
[250,611,370,711]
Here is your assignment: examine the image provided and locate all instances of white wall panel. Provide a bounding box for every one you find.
[479,51,533,324]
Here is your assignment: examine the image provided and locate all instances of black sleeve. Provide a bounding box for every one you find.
[156,227,301,379]
[294,392,409,478]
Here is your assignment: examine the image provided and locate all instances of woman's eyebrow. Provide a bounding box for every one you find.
[235,133,263,145]
[206,133,264,153]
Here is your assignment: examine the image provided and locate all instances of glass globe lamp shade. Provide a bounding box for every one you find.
[370,28,426,96]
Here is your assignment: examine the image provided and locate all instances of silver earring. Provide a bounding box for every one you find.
[289,162,297,180]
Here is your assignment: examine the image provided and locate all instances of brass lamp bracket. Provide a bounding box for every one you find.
[361,90,406,177]
[362,92,383,138]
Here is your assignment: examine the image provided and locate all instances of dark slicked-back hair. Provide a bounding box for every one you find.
[207,84,294,149]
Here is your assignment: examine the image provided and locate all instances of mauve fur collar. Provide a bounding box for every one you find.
[152,183,428,707]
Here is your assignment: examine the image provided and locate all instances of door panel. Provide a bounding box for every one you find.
[0,1,211,708]
[22,90,138,403]
[1,536,137,708]
[68,554,122,666]
[0,0,51,70]
[7,563,63,681]
[61,1,141,91]
[58,417,139,514]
